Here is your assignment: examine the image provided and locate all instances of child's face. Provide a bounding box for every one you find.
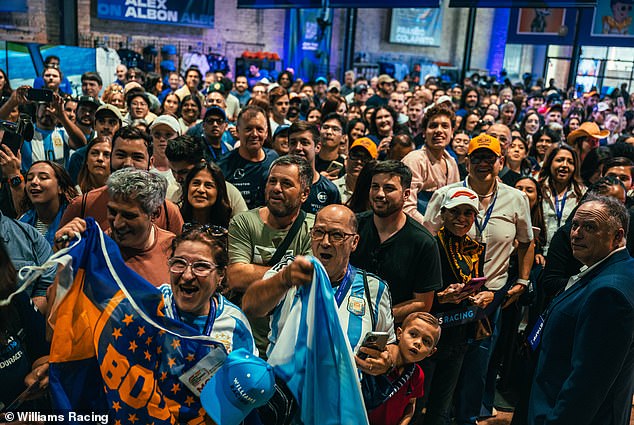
[397,318,439,363]
[612,2,632,22]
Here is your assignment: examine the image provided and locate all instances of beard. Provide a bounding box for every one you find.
[267,196,302,218]
[371,198,403,218]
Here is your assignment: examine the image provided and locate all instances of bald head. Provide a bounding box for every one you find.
[487,124,511,150]
[315,204,358,233]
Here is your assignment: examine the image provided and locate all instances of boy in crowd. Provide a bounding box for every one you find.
[366,312,441,425]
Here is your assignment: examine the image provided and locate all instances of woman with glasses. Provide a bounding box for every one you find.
[126,91,156,124]
[160,223,256,354]
[423,187,492,425]
[181,161,234,229]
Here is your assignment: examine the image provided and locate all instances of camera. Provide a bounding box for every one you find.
[0,114,34,155]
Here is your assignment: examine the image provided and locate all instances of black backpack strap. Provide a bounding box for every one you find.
[362,270,376,331]
[266,210,307,266]
[80,193,88,218]
[163,200,170,230]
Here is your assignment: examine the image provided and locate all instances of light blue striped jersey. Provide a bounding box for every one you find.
[266,256,396,357]
[159,284,258,356]
[21,126,71,171]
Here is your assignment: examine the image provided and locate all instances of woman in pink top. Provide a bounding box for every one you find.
[402,105,461,223]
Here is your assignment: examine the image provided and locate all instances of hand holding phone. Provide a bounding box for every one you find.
[459,277,487,295]
[357,331,389,360]
[26,88,53,103]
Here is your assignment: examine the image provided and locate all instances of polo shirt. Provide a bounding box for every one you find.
[423,178,534,291]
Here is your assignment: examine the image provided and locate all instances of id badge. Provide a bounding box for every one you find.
[527,315,545,352]
[178,346,227,396]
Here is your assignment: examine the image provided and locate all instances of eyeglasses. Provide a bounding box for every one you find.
[204,118,225,125]
[310,228,355,244]
[182,223,228,237]
[469,154,499,165]
[168,257,217,277]
[621,5,632,11]
[348,151,370,163]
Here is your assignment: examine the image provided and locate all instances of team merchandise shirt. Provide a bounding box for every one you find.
[217,149,279,209]
[265,256,396,357]
[21,126,71,171]
[302,175,342,214]
[159,285,257,356]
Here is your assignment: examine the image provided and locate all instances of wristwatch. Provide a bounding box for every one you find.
[5,174,24,188]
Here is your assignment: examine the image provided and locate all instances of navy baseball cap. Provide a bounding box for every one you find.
[204,106,227,122]
[200,348,276,425]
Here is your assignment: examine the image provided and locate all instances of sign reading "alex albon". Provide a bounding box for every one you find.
[97,0,215,28]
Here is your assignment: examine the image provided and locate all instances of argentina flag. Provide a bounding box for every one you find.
[267,257,369,425]
[12,218,225,424]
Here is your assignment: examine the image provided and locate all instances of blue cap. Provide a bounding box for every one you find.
[273,124,290,139]
[204,106,227,122]
[161,45,177,55]
[315,76,327,84]
[160,60,176,72]
[200,348,276,425]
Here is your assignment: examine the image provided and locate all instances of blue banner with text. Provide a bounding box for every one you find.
[97,0,214,28]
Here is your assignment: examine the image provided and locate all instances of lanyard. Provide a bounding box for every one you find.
[463,180,497,238]
[554,190,567,227]
[172,295,217,336]
[334,265,355,307]
[206,138,230,160]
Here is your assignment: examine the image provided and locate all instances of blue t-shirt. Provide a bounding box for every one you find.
[217,148,278,209]
[302,175,342,214]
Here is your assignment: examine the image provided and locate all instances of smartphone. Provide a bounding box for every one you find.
[326,160,344,174]
[357,331,390,360]
[1,130,23,155]
[617,97,625,109]
[532,226,541,240]
[459,276,487,294]
[26,88,53,103]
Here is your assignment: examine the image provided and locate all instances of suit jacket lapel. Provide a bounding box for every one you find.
[549,249,631,311]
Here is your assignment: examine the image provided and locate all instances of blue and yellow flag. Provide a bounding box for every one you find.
[45,218,223,424]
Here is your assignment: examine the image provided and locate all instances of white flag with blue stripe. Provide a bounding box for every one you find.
[267,257,369,425]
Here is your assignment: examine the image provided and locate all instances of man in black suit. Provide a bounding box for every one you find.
[529,195,634,425]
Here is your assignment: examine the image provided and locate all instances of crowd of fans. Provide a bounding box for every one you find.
[0,56,633,425]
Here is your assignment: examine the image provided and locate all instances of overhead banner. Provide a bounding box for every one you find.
[239,0,439,8]
[507,7,578,44]
[578,0,634,46]
[0,0,27,12]
[449,0,595,7]
[97,0,214,28]
[389,7,444,46]
[284,9,332,82]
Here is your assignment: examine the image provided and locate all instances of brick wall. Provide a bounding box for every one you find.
[0,0,60,43]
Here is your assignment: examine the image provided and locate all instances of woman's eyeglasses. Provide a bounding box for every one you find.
[168,257,217,276]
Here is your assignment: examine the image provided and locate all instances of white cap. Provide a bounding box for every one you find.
[150,114,181,135]
[442,187,479,212]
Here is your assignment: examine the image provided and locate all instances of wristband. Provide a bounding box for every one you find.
[516,278,530,287]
